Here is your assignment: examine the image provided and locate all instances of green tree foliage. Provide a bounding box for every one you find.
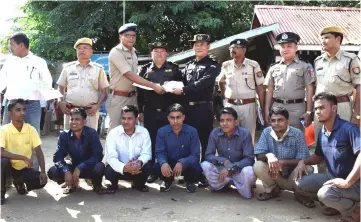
[10,0,359,61]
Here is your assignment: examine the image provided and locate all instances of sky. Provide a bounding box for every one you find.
[0,0,27,38]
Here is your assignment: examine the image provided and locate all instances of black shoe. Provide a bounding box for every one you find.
[198,178,208,188]
[13,180,27,195]
[147,174,158,183]
[186,182,197,193]
[178,179,185,184]
[160,181,173,192]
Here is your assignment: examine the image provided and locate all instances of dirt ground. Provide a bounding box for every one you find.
[1,132,339,222]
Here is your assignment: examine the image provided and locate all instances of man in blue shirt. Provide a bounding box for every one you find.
[155,103,202,193]
[295,92,360,222]
[47,108,105,195]
[201,107,256,198]
[254,106,313,204]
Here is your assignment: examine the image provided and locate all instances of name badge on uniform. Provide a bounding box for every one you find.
[317,67,323,71]
[274,67,280,71]
[127,57,132,60]
[165,69,172,72]
[69,72,77,76]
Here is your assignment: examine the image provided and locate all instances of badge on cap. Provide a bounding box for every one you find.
[197,35,202,40]
[237,40,240,44]
[156,42,161,46]
[282,33,288,40]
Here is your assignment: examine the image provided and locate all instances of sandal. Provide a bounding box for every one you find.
[93,186,106,195]
[323,207,340,216]
[257,185,281,201]
[294,193,316,208]
[63,186,76,194]
[106,186,117,194]
[14,181,27,195]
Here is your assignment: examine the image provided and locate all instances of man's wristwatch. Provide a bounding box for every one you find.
[306,111,312,115]
[355,115,360,120]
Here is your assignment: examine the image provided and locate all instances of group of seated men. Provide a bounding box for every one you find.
[1,92,360,222]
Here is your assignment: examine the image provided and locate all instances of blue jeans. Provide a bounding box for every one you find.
[2,100,41,170]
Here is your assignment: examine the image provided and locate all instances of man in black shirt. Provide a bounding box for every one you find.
[172,34,220,187]
[138,42,184,183]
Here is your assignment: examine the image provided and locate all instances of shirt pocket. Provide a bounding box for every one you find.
[225,72,235,87]
[291,70,305,90]
[68,74,79,88]
[272,71,283,90]
[87,69,99,91]
[332,140,349,162]
[333,64,352,87]
[244,72,256,90]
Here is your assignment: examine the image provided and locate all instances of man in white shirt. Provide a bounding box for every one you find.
[0,33,53,170]
[105,105,152,193]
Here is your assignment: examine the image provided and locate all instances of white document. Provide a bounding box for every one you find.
[162,81,184,92]
[132,83,155,90]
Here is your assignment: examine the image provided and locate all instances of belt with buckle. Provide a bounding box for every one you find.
[336,95,350,103]
[189,101,212,106]
[274,98,304,104]
[112,89,136,97]
[226,98,255,105]
[66,103,92,110]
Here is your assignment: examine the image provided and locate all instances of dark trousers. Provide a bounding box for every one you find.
[154,161,202,183]
[144,107,169,162]
[104,162,153,188]
[185,103,213,161]
[40,108,46,131]
[1,158,46,195]
[47,162,105,187]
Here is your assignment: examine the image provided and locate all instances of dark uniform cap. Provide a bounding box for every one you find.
[189,34,211,43]
[148,42,168,50]
[229,39,248,47]
[276,32,301,44]
[118,23,137,34]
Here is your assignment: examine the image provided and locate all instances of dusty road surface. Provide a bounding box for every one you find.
[1,132,338,222]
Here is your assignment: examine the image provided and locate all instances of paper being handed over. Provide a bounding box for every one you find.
[133,81,184,92]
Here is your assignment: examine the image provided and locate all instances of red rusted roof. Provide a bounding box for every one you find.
[252,5,361,50]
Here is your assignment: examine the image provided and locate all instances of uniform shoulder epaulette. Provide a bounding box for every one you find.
[222,60,232,66]
[314,54,324,62]
[166,61,178,67]
[245,58,259,67]
[63,61,77,67]
[342,51,358,60]
[92,62,104,69]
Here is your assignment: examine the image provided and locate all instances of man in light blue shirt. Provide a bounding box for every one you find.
[254,106,313,204]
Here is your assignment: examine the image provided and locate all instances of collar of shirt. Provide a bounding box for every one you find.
[280,56,300,65]
[149,61,167,70]
[216,126,241,138]
[69,127,88,139]
[74,60,94,68]
[194,55,210,64]
[9,122,28,134]
[324,49,342,61]
[270,126,291,142]
[232,58,247,69]
[321,114,342,137]
[117,125,142,137]
[117,43,135,53]
[165,124,191,135]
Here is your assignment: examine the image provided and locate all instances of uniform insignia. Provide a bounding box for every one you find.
[274,67,280,71]
[211,65,216,68]
[197,35,202,40]
[127,57,131,59]
[69,72,77,76]
[352,66,360,75]
[307,64,315,76]
[256,71,263,78]
[156,42,161,46]
[199,65,206,69]
[316,67,323,71]
[282,33,288,39]
[237,40,240,44]
[166,69,172,72]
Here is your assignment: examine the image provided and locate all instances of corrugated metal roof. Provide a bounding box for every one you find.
[253,5,361,50]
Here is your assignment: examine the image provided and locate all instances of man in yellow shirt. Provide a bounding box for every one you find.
[0,99,47,205]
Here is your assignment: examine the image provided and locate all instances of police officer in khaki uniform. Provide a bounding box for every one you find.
[107,23,165,132]
[57,37,109,130]
[314,26,360,144]
[264,32,315,131]
[218,39,265,144]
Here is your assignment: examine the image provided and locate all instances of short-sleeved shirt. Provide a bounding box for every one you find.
[108,43,138,92]
[217,58,264,99]
[57,61,109,106]
[264,57,315,100]
[314,50,361,96]
[0,122,42,170]
[255,126,310,176]
[315,115,360,179]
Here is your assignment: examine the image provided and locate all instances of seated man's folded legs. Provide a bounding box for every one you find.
[183,162,202,184]
[296,172,331,200]
[79,162,105,187]
[254,161,279,193]
[1,158,12,199]
[18,167,47,191]
[232,166,256,199]
[201,161,230,191]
